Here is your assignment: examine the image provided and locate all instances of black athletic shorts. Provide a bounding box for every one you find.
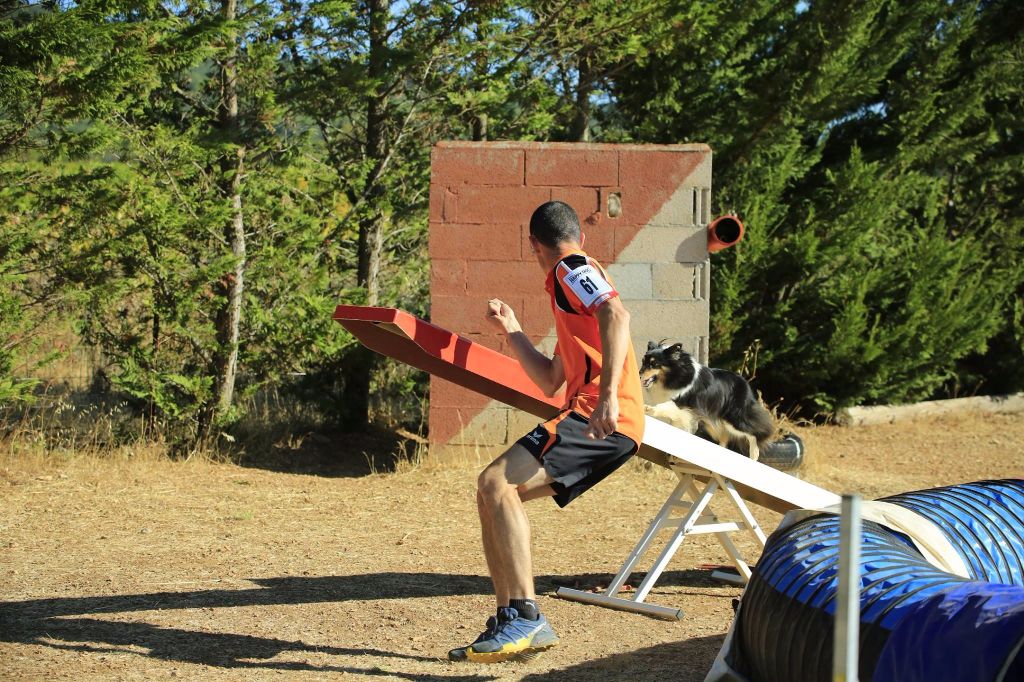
[516,410,639,508]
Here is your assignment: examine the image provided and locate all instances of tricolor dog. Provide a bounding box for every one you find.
[640,341,775,460]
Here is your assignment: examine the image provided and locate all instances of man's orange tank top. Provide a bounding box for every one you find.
[544,250,645,446]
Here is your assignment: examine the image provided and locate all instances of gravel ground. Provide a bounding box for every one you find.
[2,412,1022,681]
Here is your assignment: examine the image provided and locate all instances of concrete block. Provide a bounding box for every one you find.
[697,187,711,226]
[652,263,704,300]
[628,299,710,348]
[429,443,507,466]
[427,142,716,453]
[508,409,546,440]
[526,148,618,187]
[431,376,493,408]
[535,334,559,356]
[607,263,653,300]
[459,332,508,355]
[550,187,600,222]
[521,295,555,339]
[697,262,710,300]
[647,183,695,227]
[581,220,614,262]
[468,260,540,297]
[432,294,521,335]
[697,335,709,363]
[429,223,524,261]
[429,184,443,222]
[600,187,623,219]
[430,259,467,297]
[442,187,458,222]
[430,405,508,446]
[451,185,550,224]
[432,145,524,185]
[619,149,706,192]
[461,406,509,446]
[616,226,706,264]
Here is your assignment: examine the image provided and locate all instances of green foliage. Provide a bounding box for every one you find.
[612,0,1024,413]
[0,208,46,405]
[1,0,1021,437]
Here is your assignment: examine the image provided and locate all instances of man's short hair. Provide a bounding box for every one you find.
[529,201,581,248]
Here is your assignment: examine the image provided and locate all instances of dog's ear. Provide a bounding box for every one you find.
[667,343,685,358]
[646,340,658,351]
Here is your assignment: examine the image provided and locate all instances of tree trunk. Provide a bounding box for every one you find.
[209,0,246,434]
[215,148,246,415]
[346,0,389,429]
[472,113,488,141]
[359,0,387,308]
[571,52,593,142]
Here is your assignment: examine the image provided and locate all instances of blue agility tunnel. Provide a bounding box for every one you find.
[721,479,1024,682]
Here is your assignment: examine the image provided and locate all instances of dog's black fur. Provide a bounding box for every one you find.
[640,341,775,458]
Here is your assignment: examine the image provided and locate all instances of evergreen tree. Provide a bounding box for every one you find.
[611,0,1024,414]
[280,0,556,428]
[1,0,339,442]
[0,0,175,404]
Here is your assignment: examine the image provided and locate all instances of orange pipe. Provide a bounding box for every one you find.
[707,215,745,253]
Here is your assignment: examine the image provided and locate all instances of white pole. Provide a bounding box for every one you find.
[833,494,862,682]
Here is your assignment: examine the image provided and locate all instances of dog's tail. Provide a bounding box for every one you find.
[740,401,776,447]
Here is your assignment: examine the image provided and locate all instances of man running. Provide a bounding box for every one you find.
[449,200,645,663]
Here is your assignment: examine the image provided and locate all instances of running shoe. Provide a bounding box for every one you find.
[447,614,499,661]
[464,607,560,663]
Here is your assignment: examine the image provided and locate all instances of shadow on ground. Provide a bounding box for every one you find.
[1,570,719,676]
[232,424,423,478]
[521,636,726,682]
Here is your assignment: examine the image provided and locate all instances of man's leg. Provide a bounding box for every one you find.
[477,444,555,605]
[452,444,560,662]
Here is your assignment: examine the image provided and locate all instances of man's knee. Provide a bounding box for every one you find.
[477,465,512,505]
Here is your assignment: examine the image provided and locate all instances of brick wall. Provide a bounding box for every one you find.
[428,141,712,459]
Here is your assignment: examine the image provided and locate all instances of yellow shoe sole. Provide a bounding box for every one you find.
[464,641,559,664]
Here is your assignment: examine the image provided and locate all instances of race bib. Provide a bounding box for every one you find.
[563,264,615,310]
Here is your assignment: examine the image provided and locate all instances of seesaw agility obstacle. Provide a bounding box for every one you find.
[333,305,839,620]
[334,306,1024,680]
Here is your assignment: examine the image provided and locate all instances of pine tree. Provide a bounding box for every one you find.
[1,0,339,441]
[610,0,1024,413]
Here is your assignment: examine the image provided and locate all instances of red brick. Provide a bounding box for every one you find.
[580,217,615,262]
[526,149,618,186]
[432,145,525,185]
[431,294,503,336]
[429,184,443,222]
[468,260,542,297]
[618,149,704,193]
[428,403,470,444]
[429,223,523,261]
[430,259,467,297]
[550,187,600,223]
[451,185,550,224]
[611,185,681,226]
[461,332,509,355]
[442,187,458,222]
[520,294,555,339]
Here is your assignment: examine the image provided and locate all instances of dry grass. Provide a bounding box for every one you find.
[2,411,1022,681]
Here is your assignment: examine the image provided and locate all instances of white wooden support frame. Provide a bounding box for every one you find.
[556,460,768,620]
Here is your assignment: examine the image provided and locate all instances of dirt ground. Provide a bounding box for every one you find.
[2,412,1023,681]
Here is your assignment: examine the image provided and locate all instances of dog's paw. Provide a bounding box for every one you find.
[643,404,657,416]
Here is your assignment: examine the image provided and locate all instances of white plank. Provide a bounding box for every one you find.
[641,416,839,513]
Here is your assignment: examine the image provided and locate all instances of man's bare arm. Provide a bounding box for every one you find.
[486,298,566,397]
[587,297,631,439]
